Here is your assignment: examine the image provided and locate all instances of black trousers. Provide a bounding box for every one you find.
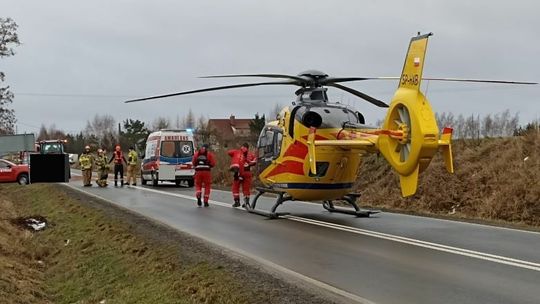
[114,164,124,184]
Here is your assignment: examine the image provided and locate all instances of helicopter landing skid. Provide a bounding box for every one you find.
[244,187,291,219]
[322,194,380,217]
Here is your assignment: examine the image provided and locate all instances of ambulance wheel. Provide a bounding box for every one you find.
[175,180,181,187]
[151,172,158,187]
[187,179,194,188]
[17,173,29,185]
[141,171,147,185]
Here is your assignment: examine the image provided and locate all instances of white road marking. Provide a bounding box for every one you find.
[286,216,540,271]
[72,170,540,235]
[64,183,373,304]
[66,172,540,273]
[210,187,540,236]
[130,185,540,273]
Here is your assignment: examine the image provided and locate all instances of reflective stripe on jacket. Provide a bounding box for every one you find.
[127,150,138,166]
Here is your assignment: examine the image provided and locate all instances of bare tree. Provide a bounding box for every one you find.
[151,116,170,131]
[436,112,456,131]
[455,114,465,139]
[37,124,49,141]
[84,114,117,148]
[195,115,214,145]
[186,108,195,129]
[174,114,181,129]
[0,18,20,135]
[37,123,66,141]
[481,114,493,138]
[268,103,284,120]
[507,112,519,137]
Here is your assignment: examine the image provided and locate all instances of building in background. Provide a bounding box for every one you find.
[207,115,252,149]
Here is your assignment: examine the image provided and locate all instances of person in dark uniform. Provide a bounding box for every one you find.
[109,144,127,187]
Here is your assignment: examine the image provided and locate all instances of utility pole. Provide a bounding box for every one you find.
[118,122,121,143]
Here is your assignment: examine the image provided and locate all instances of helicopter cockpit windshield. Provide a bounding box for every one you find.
[294,104,362,129]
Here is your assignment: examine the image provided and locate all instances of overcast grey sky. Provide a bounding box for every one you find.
[2,0,539,134]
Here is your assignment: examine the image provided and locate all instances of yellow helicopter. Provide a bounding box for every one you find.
[126,33,536,218]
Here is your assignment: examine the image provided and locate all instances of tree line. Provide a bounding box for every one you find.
[435,110,521,139]
[0,18,19,135]
[35,111,267,155]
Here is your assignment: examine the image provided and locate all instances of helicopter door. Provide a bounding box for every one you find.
[256,127,283,174]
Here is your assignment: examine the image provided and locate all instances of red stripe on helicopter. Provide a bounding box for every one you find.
[264,160,305,178]
[283,140,308,159]
[442,127,453,134]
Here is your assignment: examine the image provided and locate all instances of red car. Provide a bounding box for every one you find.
[0,159,29,185]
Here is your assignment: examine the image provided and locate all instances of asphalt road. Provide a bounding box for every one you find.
[66,175,540,304]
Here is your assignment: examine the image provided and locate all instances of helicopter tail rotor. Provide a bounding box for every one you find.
[377,32,454,197]
[377,92,451,197]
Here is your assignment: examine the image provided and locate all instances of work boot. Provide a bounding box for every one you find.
[204,201,209,207]
[132,183,136,186]
[196,197,202,207]
[232,198,240,208]
[242,197,250,208]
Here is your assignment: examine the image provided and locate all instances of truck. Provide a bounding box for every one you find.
[140,129,196,187]
[30,139,71,183]
[0,135,70,183]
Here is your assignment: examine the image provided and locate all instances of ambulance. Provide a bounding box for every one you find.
[140,129,195,187]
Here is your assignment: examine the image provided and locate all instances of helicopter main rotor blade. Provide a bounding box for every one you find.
[421,77,538,85]
[200,73,305,82]
[377,76,538,85]
[322,77,389,84]
[327,83,389,108]
[124,81,299,103]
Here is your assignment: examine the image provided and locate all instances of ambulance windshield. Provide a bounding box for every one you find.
[160,141,194,158]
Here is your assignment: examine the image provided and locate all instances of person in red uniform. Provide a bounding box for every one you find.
[108,144,127,187]
[192,144,216,207]
[228,142,256,208]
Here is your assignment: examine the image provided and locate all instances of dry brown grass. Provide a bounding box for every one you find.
[356,132,540,227]
[1,184,329,304]
[0,198,50,304]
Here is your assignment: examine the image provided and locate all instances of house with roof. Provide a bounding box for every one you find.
[207,115,253,148]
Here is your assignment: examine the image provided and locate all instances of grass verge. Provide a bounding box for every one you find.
[0,184,331,304]
[356,132,540,228]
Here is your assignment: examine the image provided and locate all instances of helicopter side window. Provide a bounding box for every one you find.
[274,132,283,157]
[257,136,266,158]
[264,130,275,155]
[257,128,274,157]
[257,128,282,160]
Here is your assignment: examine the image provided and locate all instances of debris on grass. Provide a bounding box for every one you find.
[10,215,48,231]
